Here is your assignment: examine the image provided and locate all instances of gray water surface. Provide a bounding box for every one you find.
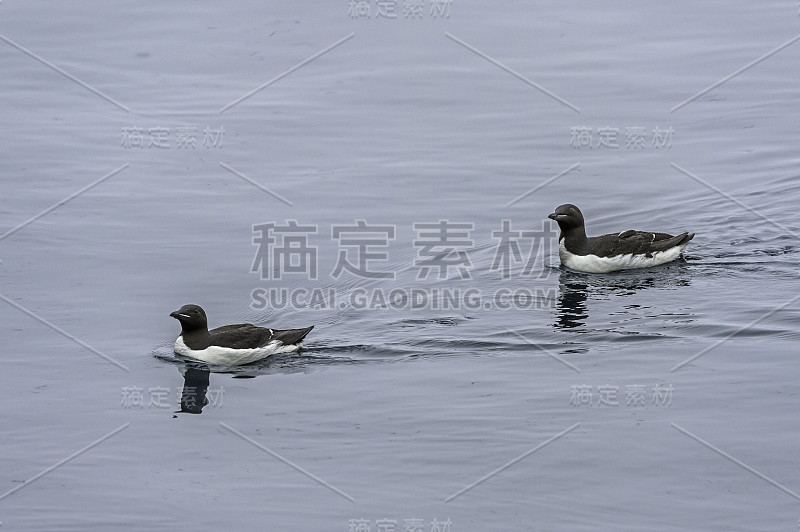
[1,1,799,530]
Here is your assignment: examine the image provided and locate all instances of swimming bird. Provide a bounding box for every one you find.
[548,204,694,273]
[170,304,313,366]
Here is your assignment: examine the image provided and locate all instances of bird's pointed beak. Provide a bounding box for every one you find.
[548,213,563,221]
[170,311,189,320]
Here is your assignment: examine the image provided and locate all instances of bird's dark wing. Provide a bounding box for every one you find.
[590,231,694,257]
[207,324,274,349]
[210,323,254,334]
[207,324,314,349]
[271,326,314,346]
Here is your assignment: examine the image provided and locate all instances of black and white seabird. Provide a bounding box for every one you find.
[548,204,694,273]
[169,304,313,366]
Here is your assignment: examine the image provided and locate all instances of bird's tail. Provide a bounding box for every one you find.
[272,326,314,346]
[652,232,694,252]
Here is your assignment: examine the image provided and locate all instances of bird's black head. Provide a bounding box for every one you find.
[548,204,585,231]
[170,304,208,333]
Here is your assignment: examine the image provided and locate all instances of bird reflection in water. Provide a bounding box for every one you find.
[177,365,211,414]
[555,273,588,329]
[168,353,322,415]
[553,266,692,330]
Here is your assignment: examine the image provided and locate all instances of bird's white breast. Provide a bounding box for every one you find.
[174,336,301,366]
[558,240,688,273]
